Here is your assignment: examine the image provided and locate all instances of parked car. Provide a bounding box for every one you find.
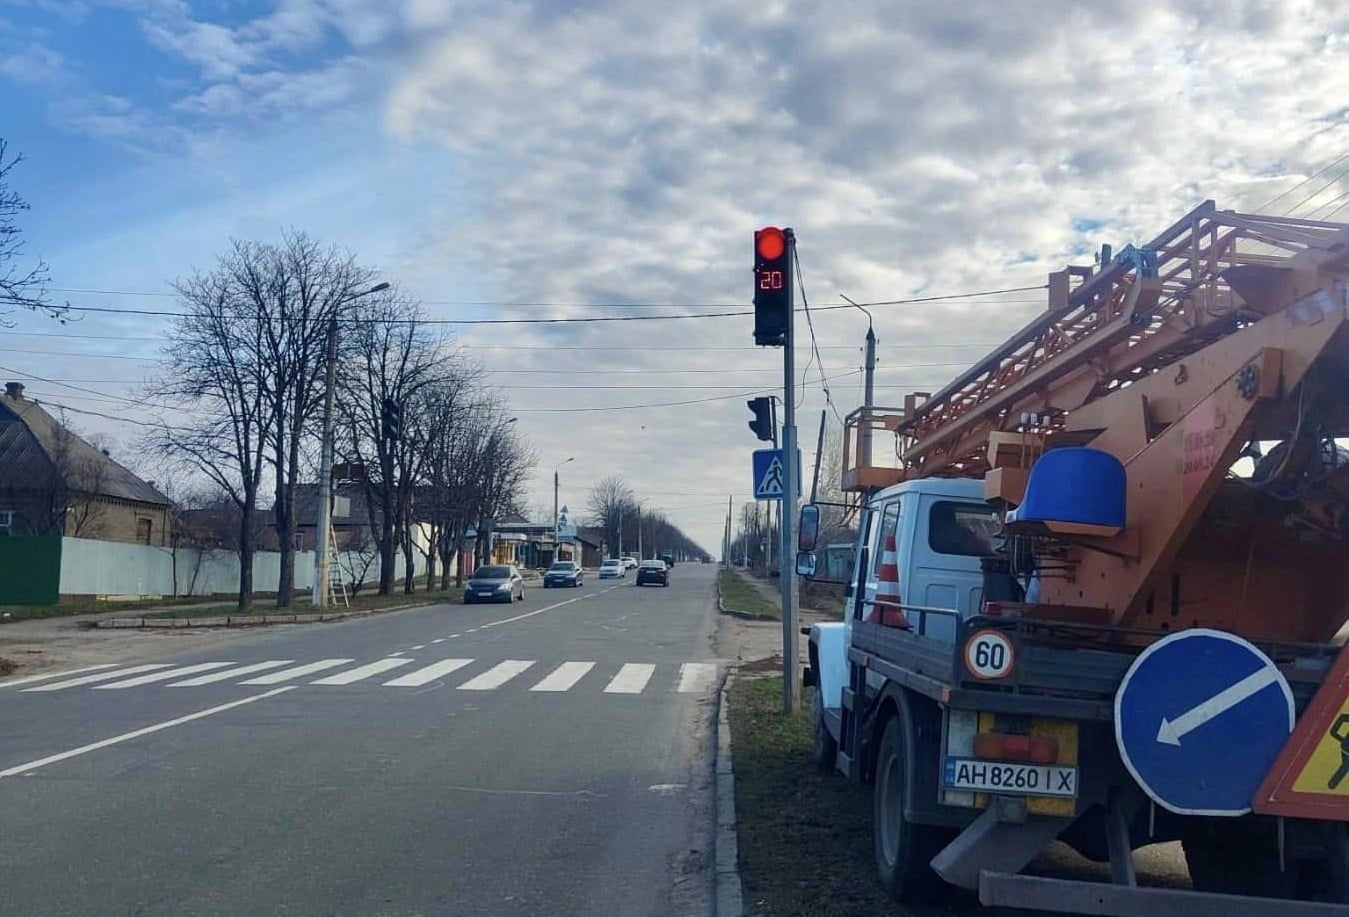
[635,559,669,587]
[620,555,638,570]
[464,564,525,603]
[598,558,625,579]
[543,561,584,588]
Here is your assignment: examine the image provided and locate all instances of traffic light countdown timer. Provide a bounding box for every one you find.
[753,226,794,346]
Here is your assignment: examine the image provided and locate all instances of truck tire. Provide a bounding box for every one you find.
[1183,820,1349,902]
[873,714,948,904]
[811,688,837,772]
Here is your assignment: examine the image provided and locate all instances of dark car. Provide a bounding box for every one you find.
[635,560,669,587]
[659,552,675,568]
[543,561,584,588]
[464,564,525,604]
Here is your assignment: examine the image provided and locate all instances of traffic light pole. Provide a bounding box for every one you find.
[780,236,799,715]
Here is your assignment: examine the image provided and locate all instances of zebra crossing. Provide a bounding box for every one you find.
[2,658,721,697]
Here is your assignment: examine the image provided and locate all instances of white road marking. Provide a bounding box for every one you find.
[530,662,595,692]
[676,663,718,694]
[239,659,353,685]
[447,634,461,639]
[432,638,446,644]
[605,663,655,694]
[94,662,236,690]
[383,658,474,687]
[410,645,425,650]
[476,596,586,631]
[0,687,296,779]
[311,658,414,685]
[22,664,173,693]
[169,660,294,686]
[0,664,118,689]
[457,660,535,691]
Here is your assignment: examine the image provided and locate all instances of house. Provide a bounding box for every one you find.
[0,383,172,545]
[577,526,607,568]
[276,483,382,553]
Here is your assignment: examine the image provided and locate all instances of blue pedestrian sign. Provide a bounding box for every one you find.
[1115,628,1295,816]
[752,449,800,500]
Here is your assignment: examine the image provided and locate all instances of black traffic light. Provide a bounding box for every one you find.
[381,397,404,441]
[747,397,774,442]
[753,226,793,346]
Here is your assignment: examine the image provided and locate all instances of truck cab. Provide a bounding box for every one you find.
[808,477,998,752]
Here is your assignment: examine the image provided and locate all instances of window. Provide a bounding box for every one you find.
[871,501,901,576]
[928,501,1000,556]
[136,517,153,545]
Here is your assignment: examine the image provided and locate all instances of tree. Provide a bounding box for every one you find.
[588,475,635,556]
[0,139,57,323]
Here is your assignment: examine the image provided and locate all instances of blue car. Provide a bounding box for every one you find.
[543,561,584,588]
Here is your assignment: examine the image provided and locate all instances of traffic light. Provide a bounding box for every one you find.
[747,397,774,442]
[753,226,793,346]
[381,397,403,441]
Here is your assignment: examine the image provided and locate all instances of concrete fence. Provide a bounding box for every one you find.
[57,537,431,598]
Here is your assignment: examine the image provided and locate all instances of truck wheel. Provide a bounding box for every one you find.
[811,688,837,772]
[873,714,948,904]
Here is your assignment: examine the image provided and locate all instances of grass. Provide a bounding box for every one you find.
[141,586,466,619]
[0,594,237,625]
[720,568,782,619]
[728,675,913,916]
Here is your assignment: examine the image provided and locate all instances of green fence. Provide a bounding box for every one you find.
[0,534,62,605]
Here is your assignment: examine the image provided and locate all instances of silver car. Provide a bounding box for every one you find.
[464,565,525,604]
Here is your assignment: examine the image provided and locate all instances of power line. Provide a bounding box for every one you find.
[511,370,860,413]
[1258,150,1349,212]
[794,245,844,425]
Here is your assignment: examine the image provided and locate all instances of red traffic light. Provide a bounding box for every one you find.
[756,226,786,261]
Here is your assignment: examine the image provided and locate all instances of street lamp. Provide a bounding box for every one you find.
[553,457,574,561]
[313,281,391,608]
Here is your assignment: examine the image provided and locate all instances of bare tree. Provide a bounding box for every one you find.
[150,263,273,612]
[0,139,60,323]
[588,476,635,557]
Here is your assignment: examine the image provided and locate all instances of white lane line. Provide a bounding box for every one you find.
[530,662,595,693]
[1,664,118,689]
[310,658,414,686]
[239,659,353,685]
[477,595,586,631]
[22,664,173,693]
[432,638,446,644]
[605,663,655,694]
[383,658,473,687]
[169,660,294,686]
[0,687,296,779]
[677,662,718,694]
[94,662,237,690]
[457,660,535,691]
[447,634,461,639]
[410,645,425,651]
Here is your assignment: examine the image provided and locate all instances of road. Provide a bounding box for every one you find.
[0,564,723,917]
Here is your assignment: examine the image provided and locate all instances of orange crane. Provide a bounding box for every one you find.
[840,201,1349,642]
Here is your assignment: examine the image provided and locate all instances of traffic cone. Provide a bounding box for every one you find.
[871,533,908,628]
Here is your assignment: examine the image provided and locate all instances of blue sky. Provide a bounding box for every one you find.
[3,0,1348,549]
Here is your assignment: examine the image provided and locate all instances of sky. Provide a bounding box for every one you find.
[1,0,1348,554]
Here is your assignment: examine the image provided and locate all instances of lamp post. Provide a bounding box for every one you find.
[313,281,390,608]
[553,456,574,563]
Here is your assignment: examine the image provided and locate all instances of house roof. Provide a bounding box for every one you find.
[0,386,171,506]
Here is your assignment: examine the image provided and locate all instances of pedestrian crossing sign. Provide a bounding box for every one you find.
[752,449,800,500]
[1254,643,1349,820]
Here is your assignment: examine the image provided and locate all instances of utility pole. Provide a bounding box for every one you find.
[810,408,826,503]
[314,281,389,608]
[553,457,573,565]
[637,504,643,559]
[780,231,799,714]
[861,323,877,466]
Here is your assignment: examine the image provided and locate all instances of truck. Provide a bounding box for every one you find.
[796,201,1349,914]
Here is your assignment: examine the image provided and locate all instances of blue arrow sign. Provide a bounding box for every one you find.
[1115,628,1295,816]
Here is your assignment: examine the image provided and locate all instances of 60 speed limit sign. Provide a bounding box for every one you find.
[964,630,1015,680]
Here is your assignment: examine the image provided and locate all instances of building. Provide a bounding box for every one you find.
[0,383,172,545]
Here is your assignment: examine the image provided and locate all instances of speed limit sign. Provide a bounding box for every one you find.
[964,629,1015,680]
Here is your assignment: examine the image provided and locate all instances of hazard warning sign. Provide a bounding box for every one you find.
[1253,644,1349,820]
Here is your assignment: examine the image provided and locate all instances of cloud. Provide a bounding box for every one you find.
[0,39,66,84]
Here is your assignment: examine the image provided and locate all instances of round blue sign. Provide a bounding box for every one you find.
[1114,628,1294,816]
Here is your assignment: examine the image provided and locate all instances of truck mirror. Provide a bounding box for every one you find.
[796,551,817,578]
[798,504,820,552]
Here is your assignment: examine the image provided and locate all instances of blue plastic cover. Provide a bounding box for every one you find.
[1012,447,1125,529]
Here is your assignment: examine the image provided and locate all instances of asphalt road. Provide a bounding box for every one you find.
[0,564,723,917]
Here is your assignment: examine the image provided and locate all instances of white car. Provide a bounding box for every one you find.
[598,558,625,579]
[620,555,638,570]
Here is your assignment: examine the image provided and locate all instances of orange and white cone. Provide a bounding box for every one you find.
[871,533,908,628]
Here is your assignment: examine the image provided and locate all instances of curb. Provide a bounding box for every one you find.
[91,600,441,629]
[714,672,744,917]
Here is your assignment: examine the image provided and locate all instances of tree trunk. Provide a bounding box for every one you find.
[455,536,467,586]
[402,531,415,594]
[275,471,294,608]
[237,503,255,613]
[426,524,438,592]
